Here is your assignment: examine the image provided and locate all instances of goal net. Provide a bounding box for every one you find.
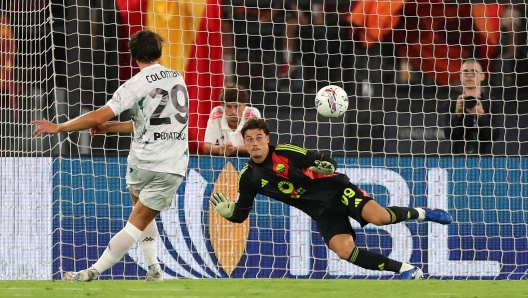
[1,0,526,280]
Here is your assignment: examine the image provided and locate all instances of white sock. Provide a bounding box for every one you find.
[415,208,426,220]
[399,262,414,273]
[140,219,159,267]
[92,222,142,274]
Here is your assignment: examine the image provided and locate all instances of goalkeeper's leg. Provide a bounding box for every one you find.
[318,214,422,279]
[345,183,451,226]
[361,200,452,226]
[328,234,423,280]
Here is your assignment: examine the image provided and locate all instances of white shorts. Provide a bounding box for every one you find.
[125,165,183,211]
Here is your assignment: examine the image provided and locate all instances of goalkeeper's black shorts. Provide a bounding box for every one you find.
[315,183,373,246]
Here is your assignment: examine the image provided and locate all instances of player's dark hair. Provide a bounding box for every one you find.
[241,118,269,137]
[129,30,165,63]
[219,83,249,104]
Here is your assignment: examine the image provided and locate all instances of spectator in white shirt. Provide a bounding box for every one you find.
[203,84,261,156]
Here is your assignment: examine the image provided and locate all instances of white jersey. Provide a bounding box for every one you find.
[203,106,261,146]
[106,64,189,176]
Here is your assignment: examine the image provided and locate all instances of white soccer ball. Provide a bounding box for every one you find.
[315,85,349,118]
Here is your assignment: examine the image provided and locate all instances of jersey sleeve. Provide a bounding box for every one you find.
[106,81,139,116]
[244,107,261,120]
[275,143,337,170]
[227,164,256,223]
[203,107,224,143]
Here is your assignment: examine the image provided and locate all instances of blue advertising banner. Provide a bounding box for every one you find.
[53,157,528,280]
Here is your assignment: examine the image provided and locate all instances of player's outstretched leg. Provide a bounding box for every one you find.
[330,235,424,280]
[384,207,452,225]
[417,208,452,225]
[63,267,100,282]
[347,246,424,280]
[361,201,452,226]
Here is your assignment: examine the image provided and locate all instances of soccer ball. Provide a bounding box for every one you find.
[315,85,349,118]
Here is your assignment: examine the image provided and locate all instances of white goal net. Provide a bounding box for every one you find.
[1,0,527,280]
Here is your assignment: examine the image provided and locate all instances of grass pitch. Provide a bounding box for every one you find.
[0,279,524,298]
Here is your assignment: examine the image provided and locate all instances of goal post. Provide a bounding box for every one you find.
[1,0,527,280]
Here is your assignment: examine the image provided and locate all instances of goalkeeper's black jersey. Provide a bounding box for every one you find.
[229,144,353,223]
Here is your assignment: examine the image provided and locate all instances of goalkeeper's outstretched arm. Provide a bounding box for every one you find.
[210,193,252,223]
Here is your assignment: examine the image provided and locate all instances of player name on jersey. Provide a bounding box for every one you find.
[153,131,187,141]
[146,70,181,83]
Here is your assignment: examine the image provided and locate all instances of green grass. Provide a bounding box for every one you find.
[0,279,525,298]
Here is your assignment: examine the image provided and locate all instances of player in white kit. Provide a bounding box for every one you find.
[32,30,188,282]
[203,84,261,156]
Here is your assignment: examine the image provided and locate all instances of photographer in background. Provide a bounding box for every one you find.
[442,59,503,155]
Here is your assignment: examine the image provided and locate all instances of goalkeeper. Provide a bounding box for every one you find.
[210,118,452,279]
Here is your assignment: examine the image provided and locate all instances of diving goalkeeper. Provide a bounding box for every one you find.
[210,118,452,279]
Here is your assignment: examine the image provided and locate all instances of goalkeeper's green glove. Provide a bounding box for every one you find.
[210,193,235,219]
[309,160,335,175]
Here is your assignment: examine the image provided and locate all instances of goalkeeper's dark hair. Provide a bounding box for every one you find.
[219,83,249,104]
[129,30,165,63]
[241,118,269,137]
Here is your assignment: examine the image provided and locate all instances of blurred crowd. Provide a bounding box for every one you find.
[222,2,355,94]
[492,4,528,92]
[221,2,528,100]
[1,1,528,156]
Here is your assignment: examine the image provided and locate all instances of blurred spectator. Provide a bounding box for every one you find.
[442,59,503,155]
[203,84,261,156]
[492,4,527,98]
[0,12,16,154]
[223,2,355,94]
[278,4,309,92]
[228,4,283,91]
[221,6,235,85]
[299,1,354,93]
[0,13,15,111]
[278,3,305,93]
[509,5,528,94]
[495,4,521,87]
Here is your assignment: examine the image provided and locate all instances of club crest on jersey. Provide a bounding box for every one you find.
[276,164,285,174]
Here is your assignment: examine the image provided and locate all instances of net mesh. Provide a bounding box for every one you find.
[1,0,527,280]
